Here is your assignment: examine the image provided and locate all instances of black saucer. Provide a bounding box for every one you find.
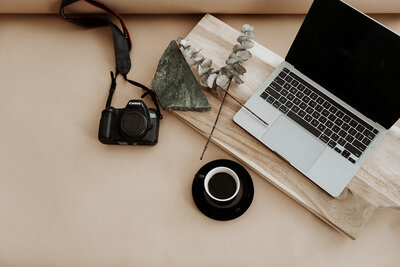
[192,159,254,221]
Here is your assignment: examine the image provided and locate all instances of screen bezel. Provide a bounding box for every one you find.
[285,0,400,129]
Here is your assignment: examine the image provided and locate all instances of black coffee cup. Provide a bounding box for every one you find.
[204,166,240,205]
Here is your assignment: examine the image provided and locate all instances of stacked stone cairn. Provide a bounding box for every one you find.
[177,24,255,97]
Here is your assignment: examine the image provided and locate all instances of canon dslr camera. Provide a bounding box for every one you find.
[98,100,159,145]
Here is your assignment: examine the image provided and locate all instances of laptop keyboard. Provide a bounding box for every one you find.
[259,67,379,164]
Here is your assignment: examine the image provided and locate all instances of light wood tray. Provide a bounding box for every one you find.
[172,14,400,239]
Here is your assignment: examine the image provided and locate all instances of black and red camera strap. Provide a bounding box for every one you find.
[60,0,162,119]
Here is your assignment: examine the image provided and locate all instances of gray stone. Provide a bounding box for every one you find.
[152,41,211,112]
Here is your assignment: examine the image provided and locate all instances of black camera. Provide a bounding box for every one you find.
[98,100,159,145]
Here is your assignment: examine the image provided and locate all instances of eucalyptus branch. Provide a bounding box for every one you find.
[200,86,230,160]
[177,24,255,96]
[177,24,256,159]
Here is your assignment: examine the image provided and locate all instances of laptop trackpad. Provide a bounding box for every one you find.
[261,116,325,172]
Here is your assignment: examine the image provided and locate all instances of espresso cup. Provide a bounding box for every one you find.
[204,166,240,204]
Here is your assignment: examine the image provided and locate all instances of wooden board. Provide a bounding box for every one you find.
[172,14,400,239]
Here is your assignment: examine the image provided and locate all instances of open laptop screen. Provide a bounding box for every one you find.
[286,0,400,129]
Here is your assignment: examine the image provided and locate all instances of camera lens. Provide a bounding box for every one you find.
[120,110,148,139]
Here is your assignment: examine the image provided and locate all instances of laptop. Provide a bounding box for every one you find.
[233,0,400,197]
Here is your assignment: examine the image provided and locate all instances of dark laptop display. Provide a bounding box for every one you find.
[286,0,400,129]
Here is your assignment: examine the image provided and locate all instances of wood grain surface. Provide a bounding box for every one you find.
[172,14,400,239]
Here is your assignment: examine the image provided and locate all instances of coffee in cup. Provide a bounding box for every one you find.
[204,166,240,204]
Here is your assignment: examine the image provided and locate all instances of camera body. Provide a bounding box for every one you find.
[98,100,159,145]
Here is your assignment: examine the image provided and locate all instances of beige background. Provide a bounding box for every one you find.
[2,0,400,14]
[0,13,400,266]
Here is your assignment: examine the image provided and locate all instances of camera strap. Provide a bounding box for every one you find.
[60,0,162,119]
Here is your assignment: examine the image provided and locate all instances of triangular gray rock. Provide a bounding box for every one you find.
[152,41,211,111]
